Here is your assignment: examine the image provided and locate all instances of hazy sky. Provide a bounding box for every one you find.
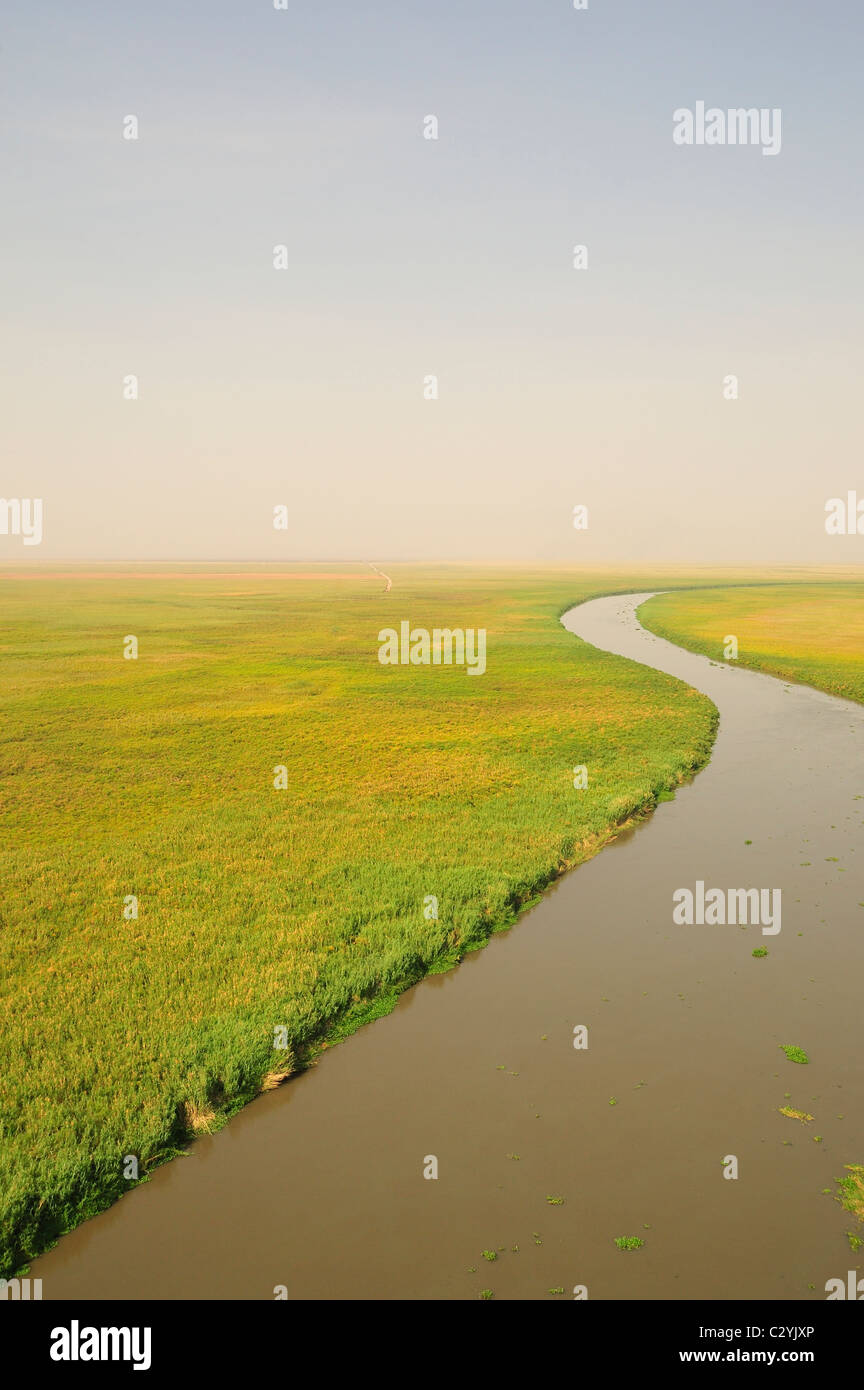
[2,1,863,563]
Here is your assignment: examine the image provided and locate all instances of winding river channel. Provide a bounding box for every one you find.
[33,593,864,1300]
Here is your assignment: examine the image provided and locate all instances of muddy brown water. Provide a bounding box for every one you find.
[32,593,864,1300]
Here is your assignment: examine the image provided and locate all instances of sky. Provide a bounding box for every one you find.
[2,0,863,563]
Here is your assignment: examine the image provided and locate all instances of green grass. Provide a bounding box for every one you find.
[779,1106,813,1123]
[639,584,864,704]
[834,1166,864,1224]
[0,562,852,1274]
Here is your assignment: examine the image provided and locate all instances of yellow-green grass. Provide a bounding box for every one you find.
[639,584,864,705]
[0,563,849,1273]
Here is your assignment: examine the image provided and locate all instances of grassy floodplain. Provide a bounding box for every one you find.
[0,563,857,1274]
[639,584,864,704]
